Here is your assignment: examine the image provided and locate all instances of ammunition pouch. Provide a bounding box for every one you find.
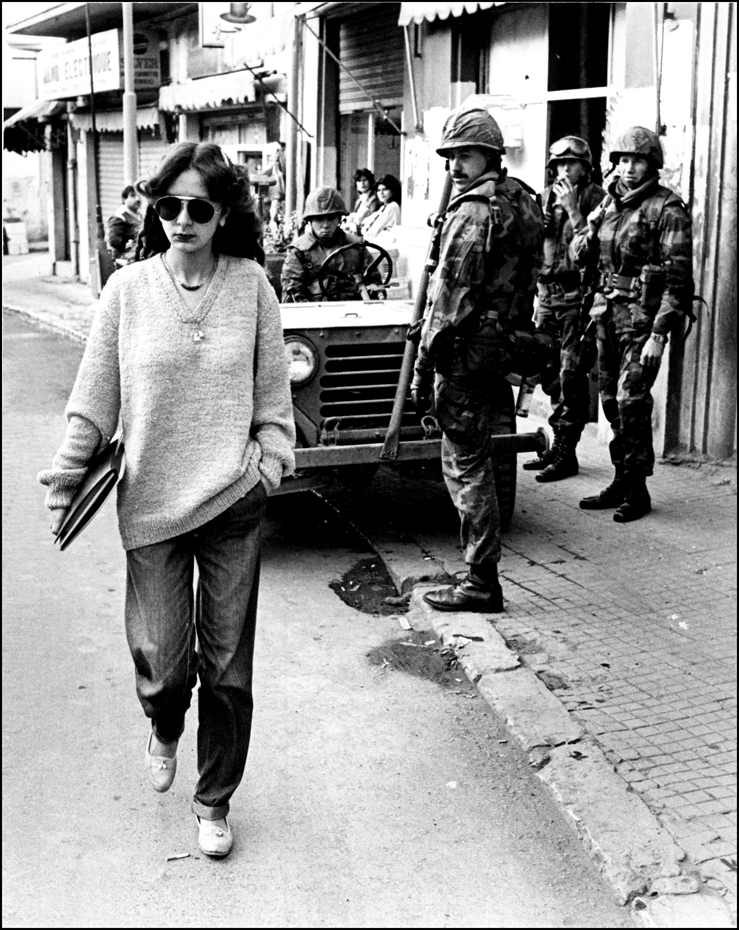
[538,270,582,303]
[638,264,667,311]
[600,271,640,302]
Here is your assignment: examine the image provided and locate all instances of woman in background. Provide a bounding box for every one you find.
[361,174,402,248]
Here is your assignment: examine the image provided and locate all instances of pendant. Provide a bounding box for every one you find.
[192,330,205,344]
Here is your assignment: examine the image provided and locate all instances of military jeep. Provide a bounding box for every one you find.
[269,239,548,530]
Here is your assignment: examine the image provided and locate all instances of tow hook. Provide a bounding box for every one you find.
[421,415,441,440]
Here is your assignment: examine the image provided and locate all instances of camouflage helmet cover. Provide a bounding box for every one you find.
[436,107,506,157]
[302,187,348,221]
[609,126,664,169]
[547,135,593,172]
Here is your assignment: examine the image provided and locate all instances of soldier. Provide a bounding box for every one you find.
[410,106,546,612]
[571,126,693,522]
[281,187,377,302]
[524,136,606,480]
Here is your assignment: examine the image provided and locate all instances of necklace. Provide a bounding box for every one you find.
[162,253,219,344]
[163,252,216,291]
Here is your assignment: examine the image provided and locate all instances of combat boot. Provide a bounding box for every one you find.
[522,445,556,471]
[423,568,504,613]
[523,429,558,470]
[613,480,651,523]
[535,432,579,483]
[579,472,626,509]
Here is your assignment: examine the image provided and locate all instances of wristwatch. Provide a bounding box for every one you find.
[650,333,668,344]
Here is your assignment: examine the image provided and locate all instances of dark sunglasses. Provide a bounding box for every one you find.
[154,195,222,224]
[549,136,590,157]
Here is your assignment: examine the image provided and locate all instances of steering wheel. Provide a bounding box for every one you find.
[317,241,393,299]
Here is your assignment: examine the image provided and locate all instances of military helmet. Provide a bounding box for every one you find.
[547,135,593,172]
[302,187,348,221]
[609,126,664,169]
[436,107,506,157]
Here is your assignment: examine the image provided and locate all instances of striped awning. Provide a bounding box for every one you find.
[3,98,65,154]
[159,70,258,112]
[398,2,504,26]
[70,105,161,134]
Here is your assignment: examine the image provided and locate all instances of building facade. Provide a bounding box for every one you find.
[294,1,736,460]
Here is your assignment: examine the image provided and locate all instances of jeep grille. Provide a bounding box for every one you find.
[319,341,421,440]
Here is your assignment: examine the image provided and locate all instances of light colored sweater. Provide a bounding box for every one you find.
[39,253,296,551]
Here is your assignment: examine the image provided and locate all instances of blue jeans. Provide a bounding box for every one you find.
[124,482,267,820]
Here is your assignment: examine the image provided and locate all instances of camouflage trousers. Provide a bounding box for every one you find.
[597,303,660,479]
[536,301,596,438]
[434,356,505,571]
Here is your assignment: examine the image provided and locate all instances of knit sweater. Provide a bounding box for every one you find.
[38,253,296,551]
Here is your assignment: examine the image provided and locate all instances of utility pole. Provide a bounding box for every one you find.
[122,1,138,185]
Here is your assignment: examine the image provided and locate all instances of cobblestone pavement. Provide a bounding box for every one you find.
[4,252,736,920]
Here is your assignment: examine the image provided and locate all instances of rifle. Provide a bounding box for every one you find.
[381,173,453,460]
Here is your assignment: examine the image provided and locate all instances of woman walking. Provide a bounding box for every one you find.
[39,142,295,858]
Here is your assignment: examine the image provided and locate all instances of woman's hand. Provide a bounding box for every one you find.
[50,508,68,535]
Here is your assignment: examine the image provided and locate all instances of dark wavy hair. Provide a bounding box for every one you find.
[352,167,376,188]
[134,142,264,263]
[121,184,137,200]
[377,174,402,205]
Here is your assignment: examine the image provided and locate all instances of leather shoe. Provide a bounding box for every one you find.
[423,574,504,613]
[145,729,178,793]
[196,816,233,858]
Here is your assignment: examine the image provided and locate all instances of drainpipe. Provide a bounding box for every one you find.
[285,14,303,222]
[122,2,139,185]
[403,25,422,132]
[66,107,80,278]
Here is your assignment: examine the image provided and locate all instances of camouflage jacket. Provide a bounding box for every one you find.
[538,179,605,304]
[417,170,543,369]
[281,228,368,302]
[570,175,693,335]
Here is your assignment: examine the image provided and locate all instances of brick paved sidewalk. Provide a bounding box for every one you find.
[322,425,737,917]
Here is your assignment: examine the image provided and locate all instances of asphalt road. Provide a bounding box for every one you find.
[2,311,635,928]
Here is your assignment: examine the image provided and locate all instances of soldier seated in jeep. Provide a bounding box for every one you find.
[281,187,388,303]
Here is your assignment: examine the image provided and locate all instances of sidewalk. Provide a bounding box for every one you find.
[4,253,736,927]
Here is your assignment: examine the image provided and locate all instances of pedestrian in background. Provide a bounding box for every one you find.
[361,173,402,249]
[344,168,380,235]
[524,136,606,481]
[39,142,295,858]
[571,126,693,522]
[107,184,142,264]
[411,107,546,612]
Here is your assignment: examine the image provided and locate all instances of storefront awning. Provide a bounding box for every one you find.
[398,2,504,26]
[3,98,65,154]
[159,70,286,113]
[69,105,160,133]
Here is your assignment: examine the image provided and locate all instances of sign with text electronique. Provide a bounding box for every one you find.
[37,29,161,99]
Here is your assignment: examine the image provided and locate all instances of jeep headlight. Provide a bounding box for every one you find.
[284,335,318,386]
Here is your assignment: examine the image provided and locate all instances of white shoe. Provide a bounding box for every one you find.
[196,816,233,858]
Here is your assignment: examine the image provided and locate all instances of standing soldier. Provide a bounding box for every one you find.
[410,106,546,612]
[571,126,694,522]
[524,136,606,481]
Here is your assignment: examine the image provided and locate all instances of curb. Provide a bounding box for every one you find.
[408,585,734,927]
[2,304,89,345]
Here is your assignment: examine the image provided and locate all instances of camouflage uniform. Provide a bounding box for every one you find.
[415,170,543,572]
[536,178,606,438]
[281,227,368,302]
[571,175,693,484]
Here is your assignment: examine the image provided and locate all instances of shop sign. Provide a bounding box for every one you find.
[38,29,160,99]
